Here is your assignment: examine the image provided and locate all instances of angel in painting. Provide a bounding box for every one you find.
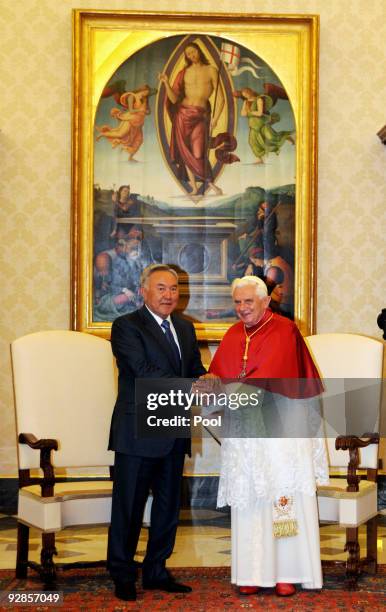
[234,86,295,164]
[96,84,156,162]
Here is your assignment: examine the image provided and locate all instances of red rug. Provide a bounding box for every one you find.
[0,566,385,611]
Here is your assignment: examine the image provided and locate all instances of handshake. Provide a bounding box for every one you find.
[191,373,223,401]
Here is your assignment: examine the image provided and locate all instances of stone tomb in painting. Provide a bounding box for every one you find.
[118,215,237,317]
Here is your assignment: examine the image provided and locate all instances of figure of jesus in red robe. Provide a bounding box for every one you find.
[159,42,224,196]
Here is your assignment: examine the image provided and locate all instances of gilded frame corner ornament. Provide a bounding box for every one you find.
[72,10,319,340]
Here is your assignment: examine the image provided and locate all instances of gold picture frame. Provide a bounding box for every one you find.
[72,10,319,340]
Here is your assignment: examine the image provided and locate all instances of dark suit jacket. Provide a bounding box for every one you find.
[108,305,206,457]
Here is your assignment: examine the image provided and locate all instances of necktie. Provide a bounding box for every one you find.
[161,320,181,370]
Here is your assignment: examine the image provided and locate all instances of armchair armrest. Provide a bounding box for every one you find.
[18,433,58,497]
[19,433,58,451]
[335,433,380,492]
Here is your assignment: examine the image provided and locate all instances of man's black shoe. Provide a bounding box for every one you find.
[143,577,192,593]
[114,580,136,601]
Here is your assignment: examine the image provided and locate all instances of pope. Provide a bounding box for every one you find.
[209,276,329,597]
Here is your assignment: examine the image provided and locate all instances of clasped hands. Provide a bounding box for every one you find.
[191,373,223,400]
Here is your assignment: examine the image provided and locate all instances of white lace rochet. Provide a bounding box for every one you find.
[217,394,329,509]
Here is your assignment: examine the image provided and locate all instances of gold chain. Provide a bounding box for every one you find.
[238,313,273,378]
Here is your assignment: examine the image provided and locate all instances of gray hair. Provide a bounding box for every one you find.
[140,264,178,288]
[231,275,268,298]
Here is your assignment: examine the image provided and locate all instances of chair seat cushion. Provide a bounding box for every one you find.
[18,481,113,531]
[317,478,376,500]
[20,480,113,503]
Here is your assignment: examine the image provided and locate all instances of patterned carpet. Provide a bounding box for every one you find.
[0,565,385,611]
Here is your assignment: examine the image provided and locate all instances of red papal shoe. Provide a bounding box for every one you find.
[275,583,296,596]
[239,586,259,595]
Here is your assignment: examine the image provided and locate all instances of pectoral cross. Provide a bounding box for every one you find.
[238,335,250,378]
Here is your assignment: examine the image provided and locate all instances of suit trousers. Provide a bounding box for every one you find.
[107,446,185,583]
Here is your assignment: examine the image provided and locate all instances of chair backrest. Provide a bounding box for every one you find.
[305,333,384,469]
[11,331,116,470]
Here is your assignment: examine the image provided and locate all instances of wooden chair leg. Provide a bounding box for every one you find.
[16,522,29,578]
[345,527,360,588]
[365,515,378,574]
[40,532,57,584]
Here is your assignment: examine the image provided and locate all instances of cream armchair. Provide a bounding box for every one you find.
[11,330,117,583]
[305,333,384,586]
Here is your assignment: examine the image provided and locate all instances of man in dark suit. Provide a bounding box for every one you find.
[107,264,207,601]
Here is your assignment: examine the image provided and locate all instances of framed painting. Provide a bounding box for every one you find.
[72,10,319,340]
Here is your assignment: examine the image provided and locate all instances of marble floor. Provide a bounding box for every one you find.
[0,509,385,570]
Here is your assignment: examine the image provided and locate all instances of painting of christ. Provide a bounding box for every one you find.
[72,13,319,339]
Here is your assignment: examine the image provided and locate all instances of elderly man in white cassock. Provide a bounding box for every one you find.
[209,276,329,597]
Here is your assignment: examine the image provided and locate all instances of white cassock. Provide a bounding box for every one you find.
[217,396,329,589]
